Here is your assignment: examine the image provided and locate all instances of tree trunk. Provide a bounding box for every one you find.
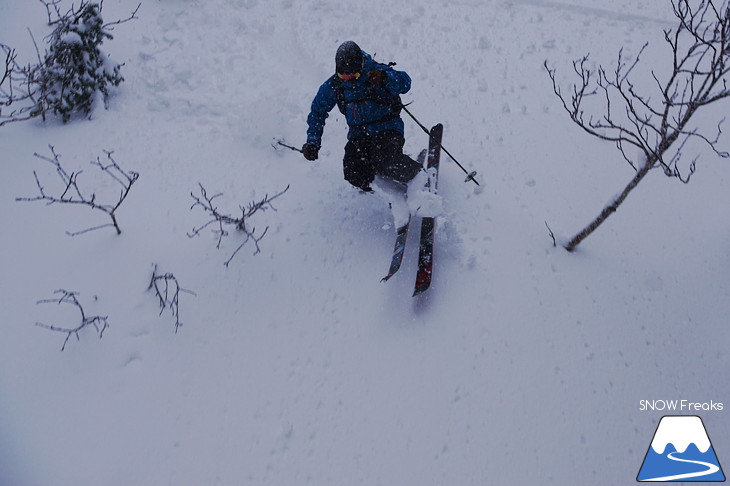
[564,158,654,252]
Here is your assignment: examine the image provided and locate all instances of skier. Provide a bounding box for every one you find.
[301,41,422,192]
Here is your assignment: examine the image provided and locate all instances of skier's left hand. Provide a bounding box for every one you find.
[302,143,319,161]
[367,69,386,86]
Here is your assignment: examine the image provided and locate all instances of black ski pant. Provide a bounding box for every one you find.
[343,130,422,191]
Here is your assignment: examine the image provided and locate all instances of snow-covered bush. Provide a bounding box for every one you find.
[0,1,139,126]
[39,2,124,122]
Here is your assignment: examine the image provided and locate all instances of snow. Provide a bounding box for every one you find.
[406,170,444,218]
[60,31,82,45]
[371,177,411,228]
[1,1,729,485]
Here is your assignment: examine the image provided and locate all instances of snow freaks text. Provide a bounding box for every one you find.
[640,400,724,412]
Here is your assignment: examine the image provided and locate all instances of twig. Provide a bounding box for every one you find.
[35,289,109,351]
[40,0,139,29]
[102,2,141,31]
[148,265,196,333]
[16,146,139,235]
[545,221,557,247]
[188,183,289,267]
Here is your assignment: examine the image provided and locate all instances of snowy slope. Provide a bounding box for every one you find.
[1,1,729,485]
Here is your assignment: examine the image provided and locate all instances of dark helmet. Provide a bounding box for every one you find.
[335,41,363,74]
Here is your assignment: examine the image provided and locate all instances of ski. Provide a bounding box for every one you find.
[381,220,410,282]
[413,123,443,296]
[381,149,426,282]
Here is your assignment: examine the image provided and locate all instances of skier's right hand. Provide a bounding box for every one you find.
[302,143,319,161]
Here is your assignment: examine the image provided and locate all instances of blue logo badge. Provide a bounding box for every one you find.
[638,415,725,482]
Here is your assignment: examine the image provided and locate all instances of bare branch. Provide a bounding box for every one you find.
[35,289,109,351]
[545,221,557,247]
[0,42,43,126]
[188,184,290,267]
[102,2,141,31]
[39,0,63,25]
[1,45,13,88]
[547,0,730,251]
[148,265,196,333]
[16,146,138,235]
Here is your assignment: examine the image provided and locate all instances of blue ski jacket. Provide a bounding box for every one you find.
[306,51,410,148]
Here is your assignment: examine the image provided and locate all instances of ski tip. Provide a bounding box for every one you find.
[412,286,429,297]
[413,281,431,297]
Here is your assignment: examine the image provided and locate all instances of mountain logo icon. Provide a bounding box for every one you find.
[637,415,725,482]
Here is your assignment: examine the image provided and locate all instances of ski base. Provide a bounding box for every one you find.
[413,217,435,296]
[413,124,443,296]
[381,221,409,282]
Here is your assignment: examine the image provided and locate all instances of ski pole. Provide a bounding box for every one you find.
[273,139,303,153]
[401,105,480,186]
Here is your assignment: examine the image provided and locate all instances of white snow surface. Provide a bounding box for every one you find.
[1,1,729,485]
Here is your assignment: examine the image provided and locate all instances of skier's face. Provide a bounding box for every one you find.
[337,72,360,82]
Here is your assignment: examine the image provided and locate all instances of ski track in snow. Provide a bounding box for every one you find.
[0,1,729,485]
[509,0,675,25]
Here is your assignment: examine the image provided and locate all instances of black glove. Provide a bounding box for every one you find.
[302,143,319,161]
[366,69,386,86]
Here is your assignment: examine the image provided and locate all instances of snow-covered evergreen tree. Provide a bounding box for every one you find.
[39,2,123,122]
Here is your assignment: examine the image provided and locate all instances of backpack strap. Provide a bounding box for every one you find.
[332,74,347,114]
[331,73,403,121]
